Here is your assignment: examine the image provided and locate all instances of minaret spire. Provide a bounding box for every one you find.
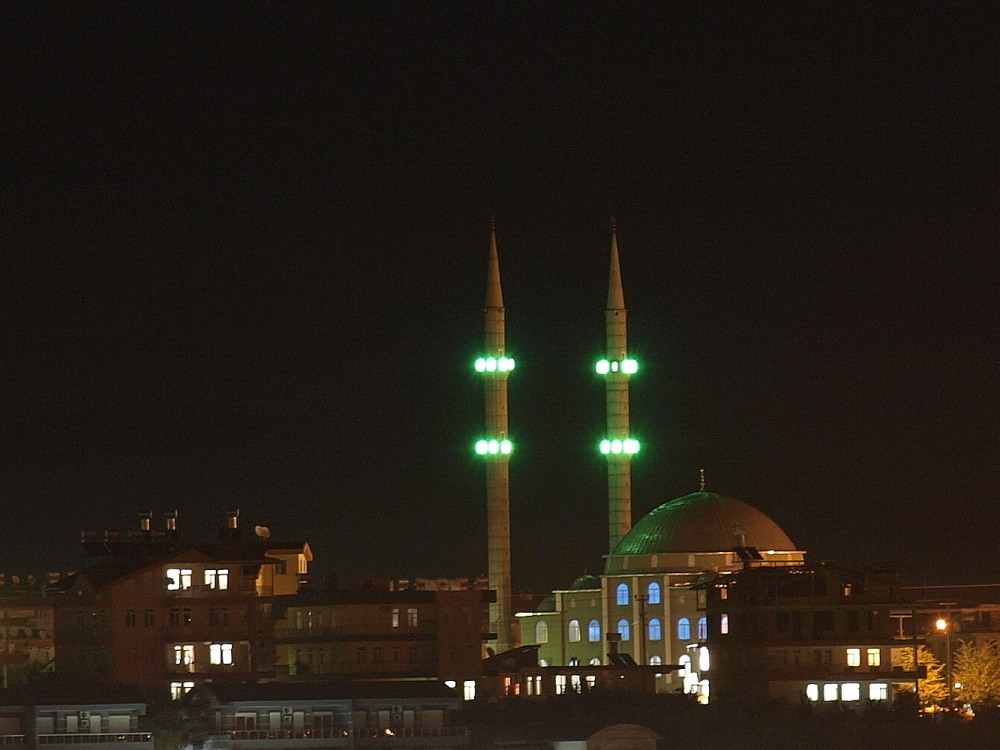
[597,218,638,552]
[475,220,515,653]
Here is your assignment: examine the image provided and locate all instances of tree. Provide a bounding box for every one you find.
[893,644,948,707]
[954,639,1000,710]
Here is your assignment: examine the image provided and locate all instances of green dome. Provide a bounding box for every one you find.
[568,573,600,590]
[611,491,796,556]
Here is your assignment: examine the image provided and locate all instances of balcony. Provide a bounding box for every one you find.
[36,733,153,750]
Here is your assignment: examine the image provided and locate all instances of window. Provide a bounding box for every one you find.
[170,681,195,700]
[143,609,154,627]
[169,609,180,627]
[568,657,579,666]
[391,608,400,628]
[721,614,729,634]
[182,608,192,626]
[699,646,710,671]
[697,617,707,640]
[166,568,193,591]
[677,617,691,640]
[678,654,691,676]
[617,618,630,641]
[125,609,136,627]
[648,618,662,641]
[204,569,229,590]
[647,582,661,605]
[823,683,838,702]
[805,683,819,701]
[174,644,195,668]
[373,646,383,663]
[356,647,366,664]
[589,657,602,666]
[567,619,581,642]
[869,683,888,701]
[841,683,861,701]
[535,620,549,644]
[463,680,476,701]
[616,583,630,606]
[846,648,861,667]
[209,643,233,665]
[588,619,601,642]
[209,608,229,626]
[406,608,418,627]
[867,648,881,667]
[555,674,567,695]
[650,654,662,666]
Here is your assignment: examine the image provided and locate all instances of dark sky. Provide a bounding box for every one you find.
[2,5,996,592]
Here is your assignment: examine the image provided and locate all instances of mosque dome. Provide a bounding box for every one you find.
[568,573,600,590]
[611,491,796,556]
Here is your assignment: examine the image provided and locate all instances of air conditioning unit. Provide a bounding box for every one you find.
[281,707,293,716]
[79,712,90,720]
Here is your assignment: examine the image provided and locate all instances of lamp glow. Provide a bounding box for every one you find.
[475,438,513,456]
[600,438,640,455]
[475,356,515,373]
[596,358,638,375]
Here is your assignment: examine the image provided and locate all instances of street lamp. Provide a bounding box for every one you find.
[935,618,954,714]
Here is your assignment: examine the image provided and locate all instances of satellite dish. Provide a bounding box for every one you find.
[254,526,271,539]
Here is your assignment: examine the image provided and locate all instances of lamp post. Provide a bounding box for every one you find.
[935,618,954,714]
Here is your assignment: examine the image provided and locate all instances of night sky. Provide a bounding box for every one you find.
[3,5,996,592]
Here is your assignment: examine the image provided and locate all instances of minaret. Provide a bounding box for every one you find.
[474,221,515,653]
[597,219,638,552]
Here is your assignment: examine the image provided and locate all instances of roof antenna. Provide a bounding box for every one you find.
[699,468,706,492]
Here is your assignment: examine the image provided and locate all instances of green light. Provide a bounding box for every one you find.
[475,438,513,456]
[599,438,640,455]
[474,356,515,373]
[596,358,638,376]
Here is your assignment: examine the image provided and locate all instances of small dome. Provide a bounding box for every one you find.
[568,573,600,590]
[612,491,796,556]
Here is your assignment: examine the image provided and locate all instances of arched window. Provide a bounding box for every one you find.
[697,616,708,640]
[616,583,630,606]
[648,618,662,641]
[678,653,691,676]
[568,657,579,666]
[535,620,548,644]
[589,657,602,666]
[617,618,630,641]
[647,581,661,605]
[567,619,581,642]
[677,617,691,640]
[721,614,729,634]
[588,619,601,642]
[649,654,662,666]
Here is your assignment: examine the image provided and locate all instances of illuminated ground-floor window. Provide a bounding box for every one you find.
[463,680,476,701]
[869,683,889,700]
[823,683,838,702]
[841,682,861,701]
[806,684,819,701]
[555,674,567,695]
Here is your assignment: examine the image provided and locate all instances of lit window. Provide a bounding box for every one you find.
[568,657,579,666]
[174,644,195,668]
[647,582,661,605]
[806,684,819,702]
[589,657,601,666]
[617,618,630,641]
[867,648,881,667]
[677,617,691,640]
[846,648,861,667]
[535,620,549,644]
[391,608,399,628]
[165,568,193,591]
[463,680,476,701]
[567,619,581,642]
[823,683,838,702]
[406,608,418,627]
[616,583,630,606]
[205,569,229,590]
[720,614,729,634]
[650,654,662,666]
[699,646,710,672]
[869,683,888,701]
[648,618,662,641]
[586,674,597,688]
[678,654,691,676]
[170,681,195,700]
[588,619,601,642]
[209,643,234,665]
[697,617,707,640]
[570,674,582,693]
[841,683,861,701]
[555,675,567,695]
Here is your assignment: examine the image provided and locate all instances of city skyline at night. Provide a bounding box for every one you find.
[3,5,994,593]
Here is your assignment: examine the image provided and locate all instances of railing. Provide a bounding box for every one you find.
[37,733,153,745]
[0,736,26,746]
[228,729,350,740]
[358,728,468,740]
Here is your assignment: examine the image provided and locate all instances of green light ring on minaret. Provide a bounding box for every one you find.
[475,356,516,373]
[596,358,637,375]
[599,438,640,455]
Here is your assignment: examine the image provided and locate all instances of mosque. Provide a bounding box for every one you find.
[475,221,805,696]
